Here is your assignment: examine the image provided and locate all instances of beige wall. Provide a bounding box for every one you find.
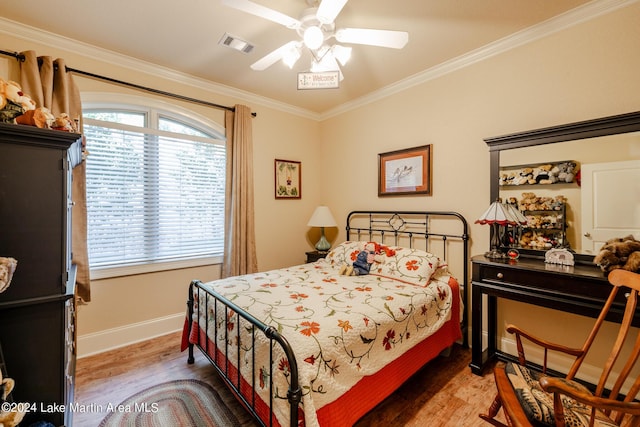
[0,30,322,355]
[1,1,639,363]
[320,2,640,374]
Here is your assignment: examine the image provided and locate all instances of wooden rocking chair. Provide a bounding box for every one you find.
[480,269,640,427]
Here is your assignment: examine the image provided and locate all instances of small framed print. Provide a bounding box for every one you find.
[275,159,301,199]
[378,145,432,196]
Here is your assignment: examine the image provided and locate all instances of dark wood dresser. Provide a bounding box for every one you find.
[0,122,82,426]
[469,254,623,375]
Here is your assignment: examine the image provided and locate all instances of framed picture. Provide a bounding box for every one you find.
[378,145,432,196]
[275,159,301,199]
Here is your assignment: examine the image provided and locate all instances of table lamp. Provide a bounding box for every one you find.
[307,206,337,252]
[475,199,517,259]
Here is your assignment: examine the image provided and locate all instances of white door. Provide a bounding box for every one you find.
[581,160,640,254]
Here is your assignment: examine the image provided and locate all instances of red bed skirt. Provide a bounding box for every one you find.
[182,276,462,426]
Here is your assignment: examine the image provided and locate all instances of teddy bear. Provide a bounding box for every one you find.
[0,257,17,294]
[533,164,555,184]
[519,230,534,248]
[593,235,640,274]
[0,371,26,427]
[339,242,395,276]
[516,168,534,185]
[0,78,34,123]
[499,172,517,186]
[551,195,567,211]
[15,106,55,129]
[556,161,577,183]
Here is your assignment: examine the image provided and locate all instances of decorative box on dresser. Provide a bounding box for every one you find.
[0,122,82,426]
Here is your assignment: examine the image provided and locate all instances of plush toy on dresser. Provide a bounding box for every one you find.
[594,235,640,275]
[0,76,78,132]
[0,79,35,123]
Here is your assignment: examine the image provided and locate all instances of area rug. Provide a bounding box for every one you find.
[98,379,243,427]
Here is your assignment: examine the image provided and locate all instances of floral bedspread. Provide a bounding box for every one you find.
[190,248,460,427]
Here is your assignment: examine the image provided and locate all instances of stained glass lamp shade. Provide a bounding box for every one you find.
[475,200,518,259]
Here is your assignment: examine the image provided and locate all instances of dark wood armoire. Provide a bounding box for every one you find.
[0,121,82,426]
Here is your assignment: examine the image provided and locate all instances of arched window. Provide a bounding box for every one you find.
[82,94,226,278]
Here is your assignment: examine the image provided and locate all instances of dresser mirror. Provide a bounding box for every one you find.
[484,111,640,261]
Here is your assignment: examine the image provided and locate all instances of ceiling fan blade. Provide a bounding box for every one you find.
[251,41,299,70]
[316,0,348,24]
[335,28,409,49]
[222,0,300,29]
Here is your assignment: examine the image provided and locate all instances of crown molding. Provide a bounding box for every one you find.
[1,0,636,122]
[319,0,638,120]
[0,17,321,121]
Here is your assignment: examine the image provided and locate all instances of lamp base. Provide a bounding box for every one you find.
[315,232,331,252]
[484,248,507,259]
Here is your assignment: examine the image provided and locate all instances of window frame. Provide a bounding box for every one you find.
[81,92,227,280]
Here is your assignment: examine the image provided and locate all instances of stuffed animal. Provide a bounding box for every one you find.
[0,78,39,125]
[0,257,17,294]
[15,107,55,128]
[534,164,554,184]
[593,235,640,274]
[339,242,395,276]
[557,161,577,183]
[0,371,26,427]
[516,168,535,185]
[51,112,78,133]
[0,79,30,123]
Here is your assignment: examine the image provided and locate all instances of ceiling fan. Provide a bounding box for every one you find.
[221,0,409,77]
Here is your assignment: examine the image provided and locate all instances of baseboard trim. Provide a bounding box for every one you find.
[77,313,185,358]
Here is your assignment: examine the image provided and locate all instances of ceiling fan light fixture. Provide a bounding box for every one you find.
[282,44,302,69]
[303,26,324,50]
[331,44,351,66]
[224,0,409,80]
[311,50,343,80]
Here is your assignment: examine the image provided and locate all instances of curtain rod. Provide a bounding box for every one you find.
[0,49,256,117]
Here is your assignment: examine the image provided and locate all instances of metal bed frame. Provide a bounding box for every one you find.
[186,210,469,427]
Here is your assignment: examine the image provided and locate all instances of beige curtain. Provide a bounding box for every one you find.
[19,50,91,303]
[222,105,258,277]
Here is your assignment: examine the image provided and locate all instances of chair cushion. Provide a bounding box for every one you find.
[504,362,618,427]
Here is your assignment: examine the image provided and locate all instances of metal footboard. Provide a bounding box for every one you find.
[186,210,469,426]
[187,280,301,427]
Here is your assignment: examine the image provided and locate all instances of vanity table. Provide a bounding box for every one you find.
[468,255,619,375]
[470,110,640,375]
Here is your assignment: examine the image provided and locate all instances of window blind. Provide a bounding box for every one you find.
[84,120,225,268]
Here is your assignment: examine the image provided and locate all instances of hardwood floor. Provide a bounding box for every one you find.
[75,331,505,426]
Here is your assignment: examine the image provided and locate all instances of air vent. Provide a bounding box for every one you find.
[218,33,254,54]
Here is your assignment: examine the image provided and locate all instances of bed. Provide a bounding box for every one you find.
[183,210,469,427]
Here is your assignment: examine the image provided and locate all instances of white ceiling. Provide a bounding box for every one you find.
[0,0,610,116]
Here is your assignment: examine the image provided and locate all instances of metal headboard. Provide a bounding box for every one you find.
[346,210,470,345]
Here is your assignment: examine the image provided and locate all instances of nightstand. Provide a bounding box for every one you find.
[306,251,328,263]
